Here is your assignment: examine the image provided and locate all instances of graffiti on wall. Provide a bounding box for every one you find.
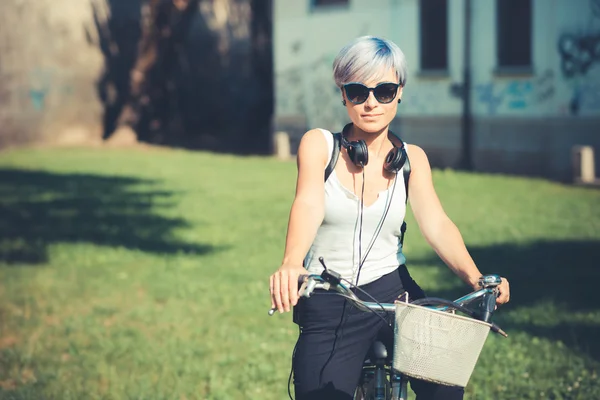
[473,0,600,116]
[25,67,75,113]
[558,0,600,115]
[559,0,600,78]
[475,69,556,115]
[28,68,53,111]
[276,51,347,129]
[558,33,600,78]
[569,82,600,114]
[402,82,450,114]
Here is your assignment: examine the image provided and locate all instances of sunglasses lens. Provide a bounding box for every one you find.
[344,84,369,104]
[374,83,398,103]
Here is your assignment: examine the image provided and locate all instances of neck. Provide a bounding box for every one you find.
[345,123,391,155]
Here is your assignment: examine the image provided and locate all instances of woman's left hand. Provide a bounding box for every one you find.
[496,277,510,305]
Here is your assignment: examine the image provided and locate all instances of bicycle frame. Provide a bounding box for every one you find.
[268,270,505,400]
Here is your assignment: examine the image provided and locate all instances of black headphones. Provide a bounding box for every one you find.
[340,123,408,172]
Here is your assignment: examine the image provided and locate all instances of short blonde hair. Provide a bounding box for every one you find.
[332,36,408,88]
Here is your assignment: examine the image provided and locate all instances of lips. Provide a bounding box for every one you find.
[362,114,382,118]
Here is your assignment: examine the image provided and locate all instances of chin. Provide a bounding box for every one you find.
[356,120,388,133]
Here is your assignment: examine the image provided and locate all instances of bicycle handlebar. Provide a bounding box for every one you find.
[268,269,507,337]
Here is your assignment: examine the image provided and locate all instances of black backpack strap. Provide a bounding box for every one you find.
[324,132,341,182]
[396,137,411,246]
[387,129,411,203]
[400,144,411,203]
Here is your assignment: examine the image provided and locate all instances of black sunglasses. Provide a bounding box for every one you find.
[343,82,400,105]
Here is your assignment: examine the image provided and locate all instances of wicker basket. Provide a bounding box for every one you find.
[392,301,491,387]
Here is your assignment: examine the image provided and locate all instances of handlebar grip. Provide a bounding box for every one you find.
[490,322,508,338]
[267,274,312,316]
[478,290,497,323]
[299,278,317,298]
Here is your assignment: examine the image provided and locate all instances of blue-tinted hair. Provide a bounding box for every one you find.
[333,36,408,87]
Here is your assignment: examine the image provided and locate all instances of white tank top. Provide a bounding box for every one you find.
[304,128,408,286]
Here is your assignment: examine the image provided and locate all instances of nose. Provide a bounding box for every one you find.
[364,90,378,108]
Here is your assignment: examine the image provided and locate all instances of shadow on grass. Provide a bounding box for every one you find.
[409,239,600,360]
[0,168,218,264]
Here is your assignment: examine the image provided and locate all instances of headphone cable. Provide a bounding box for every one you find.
[359,171,398,267]
[353,168,366,287]
[354,170,398,287]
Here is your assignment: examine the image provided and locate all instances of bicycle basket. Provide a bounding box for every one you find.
[392,302,491,387]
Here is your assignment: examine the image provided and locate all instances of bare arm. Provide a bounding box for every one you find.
[407,145,510,304]
[270,129,329,313]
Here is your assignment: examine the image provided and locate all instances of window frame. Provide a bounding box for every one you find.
[495,0,533,74]
[310,0,350,12]
[418,0,449,75]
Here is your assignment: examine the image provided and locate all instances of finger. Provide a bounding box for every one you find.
[280,271,290,312]
[269,275,275,309]
[273,272,283,313]
[501,280,510,303]
[496,291,509,305]
[289,271,298,307]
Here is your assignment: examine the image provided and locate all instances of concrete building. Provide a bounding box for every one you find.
[273,0,600,181]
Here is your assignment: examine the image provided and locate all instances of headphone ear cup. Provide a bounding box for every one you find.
[384,146,407,173]
[346,139,369,167]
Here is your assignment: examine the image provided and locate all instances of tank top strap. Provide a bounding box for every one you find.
[317,128,334,166]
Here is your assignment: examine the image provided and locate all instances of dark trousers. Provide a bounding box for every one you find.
[292,266,464,400]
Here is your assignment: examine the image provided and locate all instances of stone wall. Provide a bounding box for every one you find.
[0,0,110,148]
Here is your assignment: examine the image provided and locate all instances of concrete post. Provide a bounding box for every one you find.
[572,145,596,184]
[273,131,291,160]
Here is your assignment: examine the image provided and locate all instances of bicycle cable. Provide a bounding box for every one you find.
[339,276,394,331]
[411,297,507,337]
[287,329,298,400]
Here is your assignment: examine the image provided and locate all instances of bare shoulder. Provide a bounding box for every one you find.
[298,128,329,167]
[406,144,430,168]
[300,128,328,146]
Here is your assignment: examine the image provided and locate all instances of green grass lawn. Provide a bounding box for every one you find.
[0,146,599,400]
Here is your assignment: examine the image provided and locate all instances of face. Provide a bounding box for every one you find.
[342,68,402,133]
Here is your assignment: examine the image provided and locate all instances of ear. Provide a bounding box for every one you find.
[397,86,403,102]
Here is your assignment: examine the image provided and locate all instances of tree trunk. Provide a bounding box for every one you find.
[100,0,200,142]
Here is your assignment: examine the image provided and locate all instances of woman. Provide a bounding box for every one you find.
[269,36,510,400]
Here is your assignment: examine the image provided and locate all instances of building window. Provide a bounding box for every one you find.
[313,0,349,7]
[419,0,448,72]
[497,0,532,69]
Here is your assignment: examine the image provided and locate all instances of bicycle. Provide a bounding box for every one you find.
[269,262,507,400]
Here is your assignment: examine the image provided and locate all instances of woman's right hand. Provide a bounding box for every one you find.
[269,264,309,313]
